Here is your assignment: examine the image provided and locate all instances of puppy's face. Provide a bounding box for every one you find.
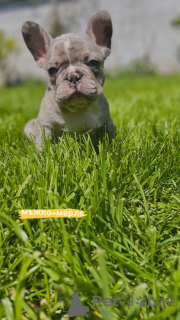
[46,34,105,109]
[22,10,112,112]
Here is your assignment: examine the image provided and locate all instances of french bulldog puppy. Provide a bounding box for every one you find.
[22,10,115,149]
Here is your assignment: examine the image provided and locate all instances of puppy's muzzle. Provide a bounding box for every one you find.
[67,73,82,88]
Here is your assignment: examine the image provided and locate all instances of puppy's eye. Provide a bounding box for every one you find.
[87,60,99,68]
[48,67,58,75]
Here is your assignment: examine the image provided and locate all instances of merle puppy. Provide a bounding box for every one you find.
[22,10,115,149]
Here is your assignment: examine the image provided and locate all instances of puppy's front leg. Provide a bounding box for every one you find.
[106,117,116,140]
[36,122,53,150]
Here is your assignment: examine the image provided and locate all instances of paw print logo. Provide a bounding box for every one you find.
[136,296,146,306]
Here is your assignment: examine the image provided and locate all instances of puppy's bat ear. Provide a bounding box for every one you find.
[86,10,113,59]
[22,21,52,68]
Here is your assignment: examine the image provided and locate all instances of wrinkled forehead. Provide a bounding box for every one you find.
[47,34,103,66]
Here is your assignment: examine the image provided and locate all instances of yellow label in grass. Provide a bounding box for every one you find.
[19,209,86,219]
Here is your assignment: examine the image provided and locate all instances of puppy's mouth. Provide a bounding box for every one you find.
[58,87,95,101]
[56,84,99,110]
[60,90,96,112]
[70,91,86,101]
[54,72,103,112]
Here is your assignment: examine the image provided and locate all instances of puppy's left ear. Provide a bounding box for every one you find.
[86,10,113,59]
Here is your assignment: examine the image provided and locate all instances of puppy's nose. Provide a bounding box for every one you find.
[68,73,81,85]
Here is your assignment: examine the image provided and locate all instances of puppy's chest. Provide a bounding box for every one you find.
[59,108,102,134]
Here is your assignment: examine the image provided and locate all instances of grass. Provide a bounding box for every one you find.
[0,75,180,319]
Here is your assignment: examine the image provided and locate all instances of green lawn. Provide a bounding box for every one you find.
[0,75,180,320]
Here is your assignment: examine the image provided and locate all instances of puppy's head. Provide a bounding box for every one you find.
[22,11,112,112]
